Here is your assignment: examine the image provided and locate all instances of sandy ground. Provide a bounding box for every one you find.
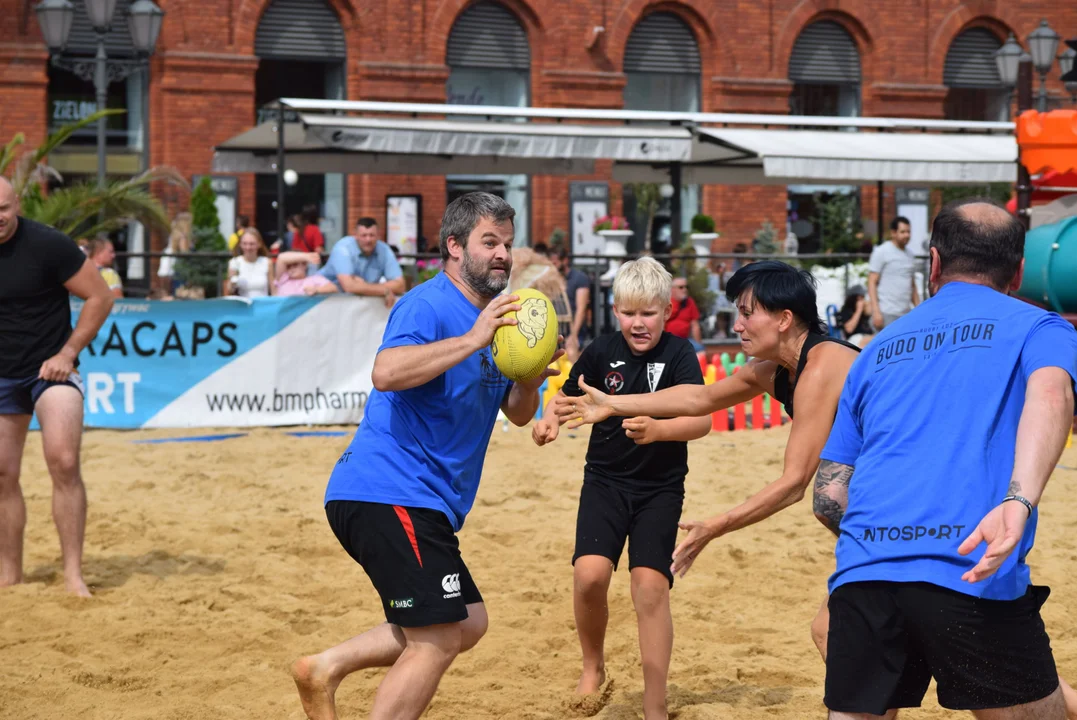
[2,423,1076,719]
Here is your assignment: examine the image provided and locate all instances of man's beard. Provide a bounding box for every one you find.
[461,246,510,297]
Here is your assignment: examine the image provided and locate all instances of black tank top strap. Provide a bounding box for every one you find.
[771,333,860,419]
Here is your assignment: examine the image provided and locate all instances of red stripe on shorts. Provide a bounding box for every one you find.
[393,505,423,568]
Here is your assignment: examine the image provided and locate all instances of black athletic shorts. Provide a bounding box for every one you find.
[325,500,482,628]
[825,581,1058,714]
[572,474,684,586]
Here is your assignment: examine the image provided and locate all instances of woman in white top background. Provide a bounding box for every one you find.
[224,228,272,298]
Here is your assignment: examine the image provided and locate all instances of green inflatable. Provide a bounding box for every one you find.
[1017,216,1077,313]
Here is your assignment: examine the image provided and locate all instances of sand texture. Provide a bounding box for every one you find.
[3,424,1076,719]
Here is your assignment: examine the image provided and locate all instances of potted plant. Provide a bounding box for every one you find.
[689,213,718,259]
[593,215,632,279]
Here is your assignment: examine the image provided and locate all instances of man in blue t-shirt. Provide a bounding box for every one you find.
[816,199,1077,718]
[308,217,406,307]
[291,193,563,720]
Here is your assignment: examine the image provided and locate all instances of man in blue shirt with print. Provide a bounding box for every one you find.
[308,217,406,307]
[291,193,563,720]
[816,199,1077,719]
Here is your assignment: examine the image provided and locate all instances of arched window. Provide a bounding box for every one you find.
[622,12,702,253]
[254,0,347,248]
[623,12,701,112]
[789,20,861,117]
[446,1,532,246]
[944,29,1008,121]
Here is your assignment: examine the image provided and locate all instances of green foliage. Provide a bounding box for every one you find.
[690,213,716,234]
[629,183,661,251]
[547,227,567,251]
[2,109,125,196]
[21,167,183,239]
[752,220,779,255]
[672,240,717,315]
[818,194,864,254]
[176,176,228,297]
[937,183,1011,209]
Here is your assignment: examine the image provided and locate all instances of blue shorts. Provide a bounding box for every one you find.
[0,374,85,415]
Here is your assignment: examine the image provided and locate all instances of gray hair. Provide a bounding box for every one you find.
[439,192,515,261]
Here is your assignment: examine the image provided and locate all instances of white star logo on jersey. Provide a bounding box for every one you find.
[646,363,665,393]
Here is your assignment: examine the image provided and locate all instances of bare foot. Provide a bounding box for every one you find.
[65,576,92,598]
[292,655,340,720]
[0,574,21,588]
[576,666,606,695]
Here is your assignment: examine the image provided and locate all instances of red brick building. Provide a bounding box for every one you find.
[2,0,1075,265]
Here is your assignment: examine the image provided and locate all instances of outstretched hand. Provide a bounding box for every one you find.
[670,518,718,578]
[957,501,1030,583]
[553,376,612,429]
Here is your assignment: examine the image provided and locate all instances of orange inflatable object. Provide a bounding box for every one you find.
[1018,109,1077,175]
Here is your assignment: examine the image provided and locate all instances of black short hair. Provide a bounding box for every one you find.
[237,215,250,227]
[890,216,910,231]
[929,198,1024,290]
[725,260,826,335]
[357,217,377,229]
[532,242,549,256]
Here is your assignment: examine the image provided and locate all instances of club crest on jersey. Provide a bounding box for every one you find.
[646,363,665,392]
[605,371,624,394]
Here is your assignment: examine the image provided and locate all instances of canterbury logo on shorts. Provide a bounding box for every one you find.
[441,573,461,598]
[67,372,85,396]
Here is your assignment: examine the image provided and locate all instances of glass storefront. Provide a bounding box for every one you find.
[446,67,531,247]
[254,59,346,249]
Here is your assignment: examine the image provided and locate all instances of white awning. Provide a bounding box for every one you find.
[212,116,693,175]
[614,128,1017,185]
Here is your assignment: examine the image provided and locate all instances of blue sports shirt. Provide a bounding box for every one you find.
[822,282,1077,600]
[324,272,512,530]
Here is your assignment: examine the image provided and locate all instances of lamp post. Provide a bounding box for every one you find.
[35,0,164,189]
[1060,47,1077,102]
[994,33,1023,117]
[1027,20,1060,112]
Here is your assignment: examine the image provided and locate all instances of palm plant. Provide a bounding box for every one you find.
[1,109,186,238]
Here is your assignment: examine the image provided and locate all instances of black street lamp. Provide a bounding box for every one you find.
[1027,19,1060,112]
[1060,47,1077,102]
[35,0,164,189]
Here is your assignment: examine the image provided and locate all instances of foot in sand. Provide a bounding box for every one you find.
[65,575,92,598]
[292,655,340,720]
[576,666,606,695]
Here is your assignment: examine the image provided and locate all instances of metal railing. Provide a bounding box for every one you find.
[114,250,931,338]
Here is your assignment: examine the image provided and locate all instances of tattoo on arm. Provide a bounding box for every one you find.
[1008,479,1022,496]
[813,460,855,537]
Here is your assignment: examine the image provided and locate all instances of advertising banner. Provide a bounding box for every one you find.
[39,295,389,429]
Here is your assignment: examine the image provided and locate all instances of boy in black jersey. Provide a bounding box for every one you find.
[532,257,710,720]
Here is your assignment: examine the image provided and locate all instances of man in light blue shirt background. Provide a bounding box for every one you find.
[309,217,406,306]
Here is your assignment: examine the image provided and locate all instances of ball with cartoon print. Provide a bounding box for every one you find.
[491,288,559,382]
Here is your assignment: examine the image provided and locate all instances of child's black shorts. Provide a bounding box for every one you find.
[572,473,684,586]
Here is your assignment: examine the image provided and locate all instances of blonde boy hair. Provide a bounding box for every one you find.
[612,256,672,309]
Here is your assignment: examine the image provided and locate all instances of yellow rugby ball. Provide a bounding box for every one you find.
[491,288,558,383]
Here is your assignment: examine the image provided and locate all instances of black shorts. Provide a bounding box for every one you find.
[325,500,482,628]
[572,475,683,586]
[825,581,1058,714]
[0,374,84,415]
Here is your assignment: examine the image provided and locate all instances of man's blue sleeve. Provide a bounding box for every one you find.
[820,374,864,466]
[378,296,440,351]
[1020,314,1077,412]
[380,244,403,281]
[318,242,352,285]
